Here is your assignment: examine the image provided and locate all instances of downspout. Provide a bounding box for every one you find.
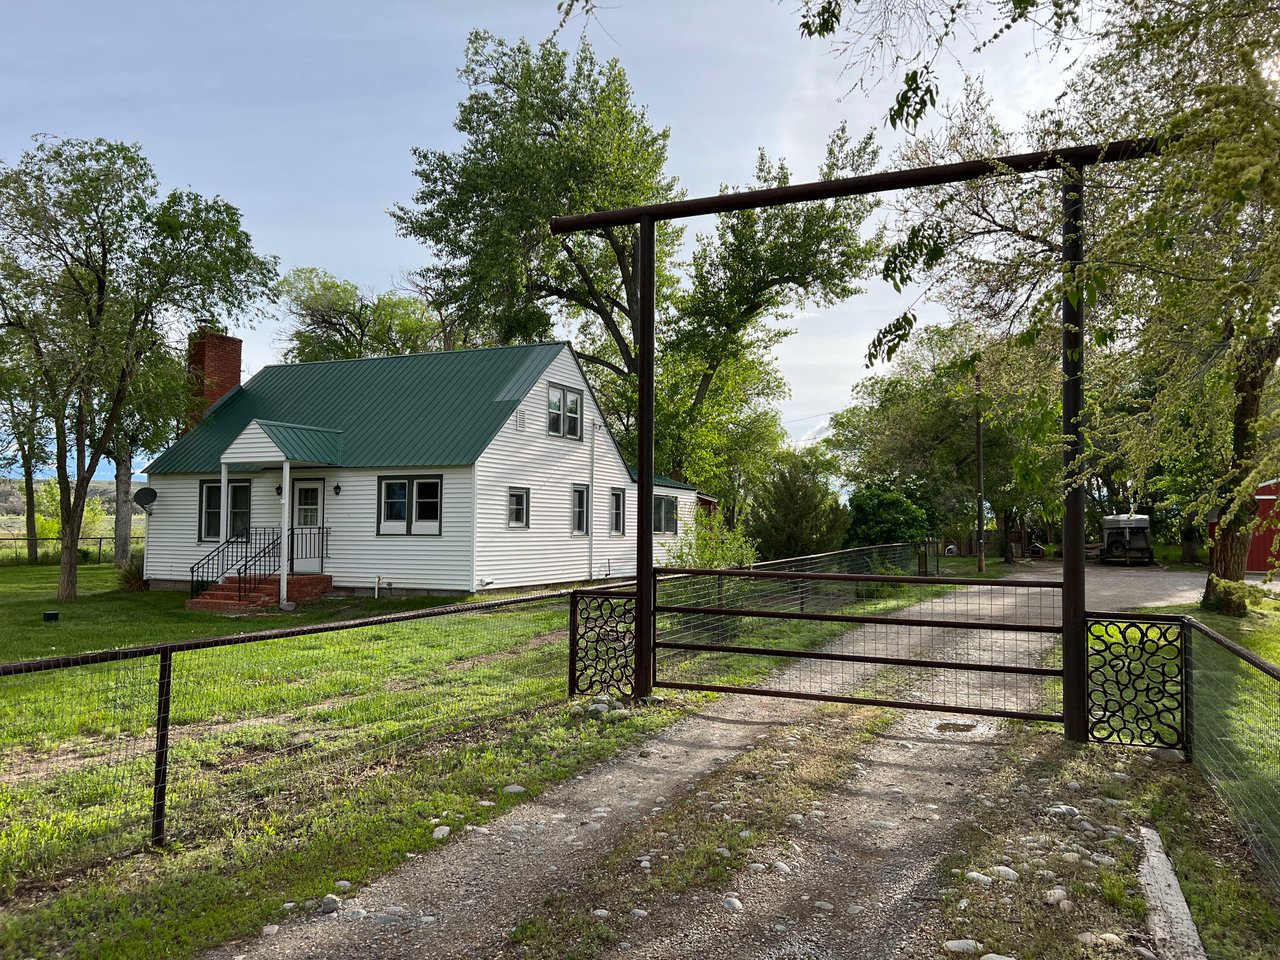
[588,420,597,581]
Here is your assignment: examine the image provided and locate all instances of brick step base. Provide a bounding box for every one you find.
[187,575,333,613]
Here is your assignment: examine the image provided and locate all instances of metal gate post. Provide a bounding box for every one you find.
[1061,165,1088,742]
[634,214,656,700]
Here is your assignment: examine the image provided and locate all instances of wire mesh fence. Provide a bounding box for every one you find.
[0,592,571,897]
[652,544,1063,719]
[1186,618,1280,885]
[0,535,145,566]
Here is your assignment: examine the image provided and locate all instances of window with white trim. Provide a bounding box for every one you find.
[378,475,442,535]
[653,495,678,535]
[571,484,590,535]
[548,384,583,439]
[508,487,529,528]
[414,478,441,534]
[199,479,251,541]
[610,488,625,535]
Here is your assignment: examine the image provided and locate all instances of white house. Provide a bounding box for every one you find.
[143,335,702,608]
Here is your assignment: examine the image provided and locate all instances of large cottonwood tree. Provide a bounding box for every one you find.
[394,32,882,500]
[0,137,276,599]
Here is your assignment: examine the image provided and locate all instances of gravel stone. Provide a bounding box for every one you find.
[630,908,649,919]
[319,894,341,914]
[592,908,610,918]
[262,925,280,936]
[433,825,451,840]
[722,896,743,913]
[943,938,984,953]
[814,901,834,911]
[334,880,352,891]
[502,784,526,795]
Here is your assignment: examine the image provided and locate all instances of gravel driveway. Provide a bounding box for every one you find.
[203,563,1206,960]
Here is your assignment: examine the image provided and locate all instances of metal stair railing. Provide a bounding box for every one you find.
[189,527,280,599]
[235,531,283,602]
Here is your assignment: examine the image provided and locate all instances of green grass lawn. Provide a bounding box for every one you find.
[0,557,1021,959]
[0,564,460,664]
[1145,597,1280,665]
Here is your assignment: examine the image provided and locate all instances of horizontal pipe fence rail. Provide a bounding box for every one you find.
[0,587,580,896]
[570,543,1066,722]
[650,558,1065,723]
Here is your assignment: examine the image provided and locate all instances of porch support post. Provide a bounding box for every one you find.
[218,463,229,543]
[634,214,656,700]
[279,460,291,607]
[1061,165,1088,742]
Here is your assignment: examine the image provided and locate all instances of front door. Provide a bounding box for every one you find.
[292,481,324,574]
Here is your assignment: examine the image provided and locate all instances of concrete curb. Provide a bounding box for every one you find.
[1137,825,1208,960]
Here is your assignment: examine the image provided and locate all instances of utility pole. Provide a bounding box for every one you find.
[976,371,985,573]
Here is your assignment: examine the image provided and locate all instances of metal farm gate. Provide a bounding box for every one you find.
[572,560,1065,723]
[554,136,1186,744]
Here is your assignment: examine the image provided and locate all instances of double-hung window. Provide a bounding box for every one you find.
[548,384,583,440]
[571,484,590,535]
[199,479,251,541]
[610,488,625,535]
[653,495,678,535]
[508,487,530,528]
[378,475,442,535]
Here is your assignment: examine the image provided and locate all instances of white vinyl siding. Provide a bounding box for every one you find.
[220,420,285,464]
[145,466,474,592]
[475,346,637,588]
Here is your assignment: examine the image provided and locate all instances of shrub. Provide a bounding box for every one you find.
[117,549,148,592]
[666,509,757,570]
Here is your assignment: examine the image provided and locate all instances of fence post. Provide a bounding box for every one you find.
[150,648,174,847]
[98,538,103,564]
[1182,620,1194,761]
[1060,164,1089,743]
[568,594,579,697]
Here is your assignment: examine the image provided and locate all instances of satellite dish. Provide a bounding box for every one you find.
[133,487,157,513]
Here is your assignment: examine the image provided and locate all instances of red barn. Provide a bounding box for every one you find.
[1208,480,1279,573]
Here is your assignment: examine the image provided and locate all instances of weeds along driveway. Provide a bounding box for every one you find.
[204,563,1208,960]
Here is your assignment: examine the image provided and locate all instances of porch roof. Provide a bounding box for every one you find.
[220,420,344,467]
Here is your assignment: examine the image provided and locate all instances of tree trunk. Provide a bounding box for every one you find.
[58,514,80,601]
[1203,507,1253,614]
[1179,521,1201,564]
[22,455,36,565]
[1201,339,1278,614]
[1002,509,1015,563]
[113,452,133,567]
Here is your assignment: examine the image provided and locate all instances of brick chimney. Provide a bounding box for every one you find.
[188,331,242,414]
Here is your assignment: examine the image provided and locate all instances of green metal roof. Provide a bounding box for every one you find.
[252,420,344,466]
[627,465,700,492]
[148,343,566,474]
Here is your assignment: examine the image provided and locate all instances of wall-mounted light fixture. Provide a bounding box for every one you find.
[333,483,342,496]
[275,484,283,496]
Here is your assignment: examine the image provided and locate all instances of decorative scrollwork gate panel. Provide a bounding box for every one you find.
[570,591,636,699]
[1086,616,1184,748]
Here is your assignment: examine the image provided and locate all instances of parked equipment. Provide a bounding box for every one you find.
[1101,514,1155,564]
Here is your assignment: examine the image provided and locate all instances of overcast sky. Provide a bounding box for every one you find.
[1,0,1072,472]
